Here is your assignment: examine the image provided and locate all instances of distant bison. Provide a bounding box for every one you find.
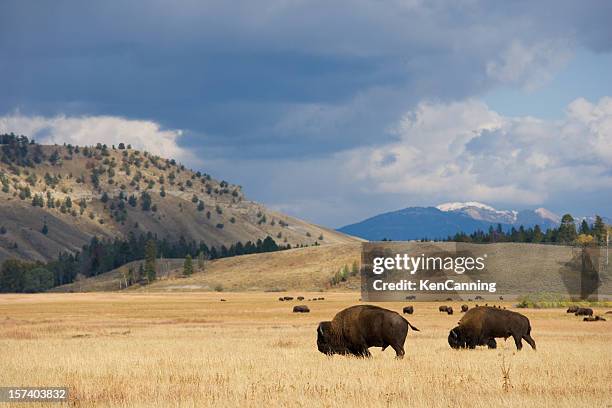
[566,306,579,313]
[220,299,226,302]
[475,296,484,300]
[283,296,294,301]
[605,311,612,314]
[461,304,469,313]
[448,306,536,350]
[402,306,414,314]
[318,297,325,300]
[317,305,419,358]
[297,296,305,301]
[583,315,606,322]
[445,297,453,301]
[278,297,284,301]
[574,308,593,316]
[446,306,454,315]
[406,295,416,300]
[293,305,310,313]
[439,306,449,313]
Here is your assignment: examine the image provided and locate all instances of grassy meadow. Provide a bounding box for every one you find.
[0,292,610,407]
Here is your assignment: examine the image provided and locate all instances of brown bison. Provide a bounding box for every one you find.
[583,315,606,322]
[297,296,305,301]
[566,306,579,313]
[293,305,310,313]
[447,306,454,315]
[439,306,449,312]
[461,304,469,313]
[402,306,414,314]
[278,297,284,301]
[283,296,294,301]
[317,305,419,358]
[574,307,593,316]
[448,306,536,350]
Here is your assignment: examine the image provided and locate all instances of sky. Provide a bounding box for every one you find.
[1,0,611,227]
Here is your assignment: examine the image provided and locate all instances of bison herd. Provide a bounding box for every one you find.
[566,306,607,321]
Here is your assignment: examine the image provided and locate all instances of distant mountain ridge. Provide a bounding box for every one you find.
[338,201,608,241]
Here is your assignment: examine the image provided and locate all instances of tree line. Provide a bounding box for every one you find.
[0,233,288,293]
[441,214,608,245]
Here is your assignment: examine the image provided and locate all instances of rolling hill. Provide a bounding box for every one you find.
[0,134,358,264]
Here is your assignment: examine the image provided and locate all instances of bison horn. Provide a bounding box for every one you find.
[317,323,324,336]
[450,329,458,338]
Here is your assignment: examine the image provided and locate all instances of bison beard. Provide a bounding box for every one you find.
[317,305,419,359]
[448,306,536,351]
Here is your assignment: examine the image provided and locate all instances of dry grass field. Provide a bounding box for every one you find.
[0,292,610,407]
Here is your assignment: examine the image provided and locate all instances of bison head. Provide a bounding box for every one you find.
[317,321,349,355]
[448,326,466,349]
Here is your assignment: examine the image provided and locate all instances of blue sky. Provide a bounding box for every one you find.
[1,1,611,227]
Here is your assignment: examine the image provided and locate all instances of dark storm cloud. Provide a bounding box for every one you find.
[3,0,610,159]
[1,0,612,225]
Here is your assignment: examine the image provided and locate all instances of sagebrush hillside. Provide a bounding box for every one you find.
[0,134,357,263]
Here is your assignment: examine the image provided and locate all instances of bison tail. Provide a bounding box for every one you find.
[407,322,420,332]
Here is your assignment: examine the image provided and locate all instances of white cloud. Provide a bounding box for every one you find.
[342,97,612,206]
[0,113,197,165]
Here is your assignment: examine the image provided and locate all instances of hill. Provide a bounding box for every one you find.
[51,243,363,292]
[0,134,357,264]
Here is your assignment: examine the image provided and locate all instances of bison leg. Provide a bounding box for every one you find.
[512,333,523,350]
[486,338,497,349]
[390,343,405,359]
[523,334,536,350]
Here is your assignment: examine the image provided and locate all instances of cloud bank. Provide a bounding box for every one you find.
[0,113,194,165]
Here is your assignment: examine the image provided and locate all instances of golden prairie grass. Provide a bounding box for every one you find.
[0,292,610,407]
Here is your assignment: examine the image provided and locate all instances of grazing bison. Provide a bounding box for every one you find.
[278,297,284,301]
[297,296,305,301]
[283,296,294,301]
[447,306,454,315]
[566,306,579,313]
[293,305,310,313]
[574,307,593,316]
[402,306,414,314]
[605,311,612,314]
[439,306,449,312]
[448,306,536,351]
[445,297,453,301]
[406,295,416,300]
[317,305,419,358]
[583,315,606,322]
[475,296,484,300]
[318,297,325,300]
[461,304,469,313]
[220,299,226,302]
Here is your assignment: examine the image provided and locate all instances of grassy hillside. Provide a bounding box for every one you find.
[51,242,612,299]
[52,243,363,292]
[0,135,358,263]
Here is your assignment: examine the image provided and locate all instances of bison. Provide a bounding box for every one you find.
[574,307,593,316]
[461,304,469,313]
[283,296,294,301]
[448,306,536,351]
[402,306,414,314]
[317,305,419,358]
[583,315,606,322]
[297,296,305,301]
[439,306,449,313]
[293,305,310,313]
[278,297,284,301]
[447,306,454,315]
[566,306,579,313]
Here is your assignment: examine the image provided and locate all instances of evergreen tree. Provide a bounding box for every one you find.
[579,219,591,235]
[592,215,606,244]
[558,214,577,244]
[144,240,157,282]
[183,255,193,276]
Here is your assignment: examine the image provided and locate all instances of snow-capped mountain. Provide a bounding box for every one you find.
[337,202,601,241]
